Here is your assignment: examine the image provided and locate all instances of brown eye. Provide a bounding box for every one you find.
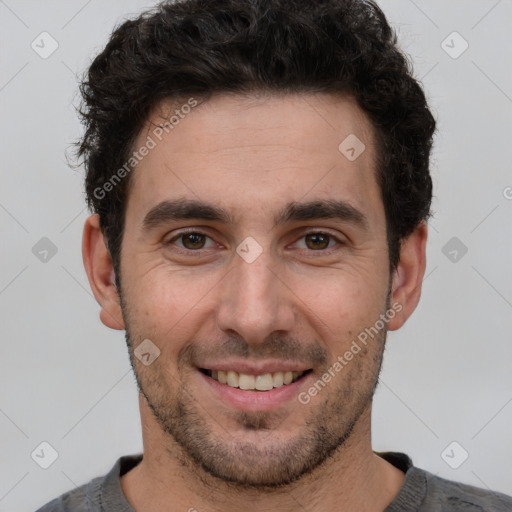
[304,232,332,250]
[181,233,207,249]
[165,230,218,255]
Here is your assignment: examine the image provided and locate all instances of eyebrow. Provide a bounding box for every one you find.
[142,197,368,232]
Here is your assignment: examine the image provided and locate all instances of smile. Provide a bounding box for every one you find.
[200,369,312,391]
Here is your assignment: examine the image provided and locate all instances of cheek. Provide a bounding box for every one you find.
[290,266,387,343]
[123,265,221,353]
[297,260,385,307]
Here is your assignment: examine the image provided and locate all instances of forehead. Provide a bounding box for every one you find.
[125,92,382,229]
[144,92,375,162]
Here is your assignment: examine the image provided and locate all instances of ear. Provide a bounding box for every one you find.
[82,214,125,330]
[387,221,428,331]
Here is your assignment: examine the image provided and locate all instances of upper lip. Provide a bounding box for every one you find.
[198,360,312,375]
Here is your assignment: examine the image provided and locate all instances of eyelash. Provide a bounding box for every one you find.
[164,229,344,256]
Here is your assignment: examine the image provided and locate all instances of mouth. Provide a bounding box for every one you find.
[199,368,313,391]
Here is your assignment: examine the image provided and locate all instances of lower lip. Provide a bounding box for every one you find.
[200,371,312,412]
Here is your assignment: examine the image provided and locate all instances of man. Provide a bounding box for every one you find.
[36,0,511,510]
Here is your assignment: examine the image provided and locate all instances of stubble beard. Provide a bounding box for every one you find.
[120,291,388,489]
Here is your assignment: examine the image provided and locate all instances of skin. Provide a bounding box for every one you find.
[83,92,427,511]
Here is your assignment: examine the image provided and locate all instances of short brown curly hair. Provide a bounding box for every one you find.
[76,0,436,285]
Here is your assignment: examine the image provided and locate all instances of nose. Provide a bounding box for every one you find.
[216,249,295,345]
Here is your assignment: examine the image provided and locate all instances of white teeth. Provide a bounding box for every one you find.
[207,369,306,391]
[272,372,284,387]
[255,373,274,391]
[239,374,255,390]
[227,370,239,387]
[217,370,227,384]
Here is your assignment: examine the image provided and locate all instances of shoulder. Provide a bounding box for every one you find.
[377,452,512,512]
[33,454,142,512]
[34,476,101,512]
[415,466,512,511]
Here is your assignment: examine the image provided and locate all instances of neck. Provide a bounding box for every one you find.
[121,397,405,512]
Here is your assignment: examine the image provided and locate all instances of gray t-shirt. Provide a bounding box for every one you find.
[35,452,512,511]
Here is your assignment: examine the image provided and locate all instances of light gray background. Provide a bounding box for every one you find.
[1,1,511,510]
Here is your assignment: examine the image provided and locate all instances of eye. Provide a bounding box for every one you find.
[294,231,341,252]
[165,231,216,252]
[164,229,343,256]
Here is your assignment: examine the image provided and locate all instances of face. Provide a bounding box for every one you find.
[117,92,393,487]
